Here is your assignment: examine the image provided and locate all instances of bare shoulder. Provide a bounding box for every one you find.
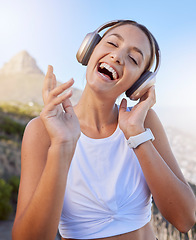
[144,108,162,129]
[144,108,168,141]
[144,108,172,153]
[21,116,51,184]
[23,116,50,147]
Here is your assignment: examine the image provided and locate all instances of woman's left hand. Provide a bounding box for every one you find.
[118,86,156,139]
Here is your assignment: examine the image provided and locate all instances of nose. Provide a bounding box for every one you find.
[110,51,124,65]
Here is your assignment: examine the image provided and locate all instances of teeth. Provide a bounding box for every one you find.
[100,63,118,80]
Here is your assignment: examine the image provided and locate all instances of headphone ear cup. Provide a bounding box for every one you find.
[76,32,101,66]
[125,71,153,99]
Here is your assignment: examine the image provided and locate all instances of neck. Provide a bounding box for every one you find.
[74,84,118,135]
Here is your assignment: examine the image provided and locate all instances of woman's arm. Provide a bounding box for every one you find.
[12,66,80,240]
[119,87,196,233]
[138,109,195,232]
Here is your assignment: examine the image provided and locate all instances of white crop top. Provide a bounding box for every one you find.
[59,110,152,239]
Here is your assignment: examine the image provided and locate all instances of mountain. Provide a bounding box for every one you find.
[0,51,82,105]
[0,50,44,75]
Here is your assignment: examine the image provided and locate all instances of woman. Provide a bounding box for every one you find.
[12,20,195,240]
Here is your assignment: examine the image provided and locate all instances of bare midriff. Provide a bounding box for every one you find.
[61,222,156,240]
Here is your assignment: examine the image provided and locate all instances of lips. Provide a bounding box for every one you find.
[97,62,119,81]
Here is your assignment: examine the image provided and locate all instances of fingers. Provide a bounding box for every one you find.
[147,85,156,107]
[47,78,74,103]
[148,85,155,95]
[44,80,74,113]
[42,65,74,105]
[44,89,73,113]
[44,65,56,91]
[62,97,74,114]
[119,98,127,115]
[43,65,57,103]
[140,85,156,106]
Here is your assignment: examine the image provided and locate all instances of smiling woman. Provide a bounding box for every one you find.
[12,19,196,240]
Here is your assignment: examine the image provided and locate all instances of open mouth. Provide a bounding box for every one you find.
[97,63,119,80]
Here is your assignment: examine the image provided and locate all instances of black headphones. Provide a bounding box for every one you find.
[76,20,161,100]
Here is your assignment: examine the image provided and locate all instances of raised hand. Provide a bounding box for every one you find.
[119,86,156,139]
[40,65,81,145]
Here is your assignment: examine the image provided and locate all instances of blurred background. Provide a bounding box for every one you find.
[0,0,196,135]
[0,0,195,239]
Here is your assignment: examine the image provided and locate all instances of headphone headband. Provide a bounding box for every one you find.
[95,20,124,33]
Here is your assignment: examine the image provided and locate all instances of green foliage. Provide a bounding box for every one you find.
[0,115,25,139]
[189,182,196,195]
[0,176,20,220]
[0,102,42,140]
[8,176,20,204]
[0,102,42,118]
[0,102,39,220]
[0,179,13,220]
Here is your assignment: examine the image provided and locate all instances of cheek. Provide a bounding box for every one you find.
[123,69,142,88]
[85,61,98,87]
[117,70,144,95]
[85,45,107,81]
[85,65,92,84]
[86,50,97,79]
[87,43,101,66]
[88,43,109,67]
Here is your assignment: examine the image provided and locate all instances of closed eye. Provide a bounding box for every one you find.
[107,41,118,47]
[129,56,138,65]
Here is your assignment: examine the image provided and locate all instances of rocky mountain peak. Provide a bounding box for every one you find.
[0,50,44,75]
[0,50,82,106]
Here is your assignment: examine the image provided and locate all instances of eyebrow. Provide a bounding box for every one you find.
[108,33,144,59]
[132,47,144,59]
[108,33,124,41]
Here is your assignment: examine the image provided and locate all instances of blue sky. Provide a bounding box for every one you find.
[0,0,196,113]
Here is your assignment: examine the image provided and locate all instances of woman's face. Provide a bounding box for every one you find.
[86,24,152,99]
